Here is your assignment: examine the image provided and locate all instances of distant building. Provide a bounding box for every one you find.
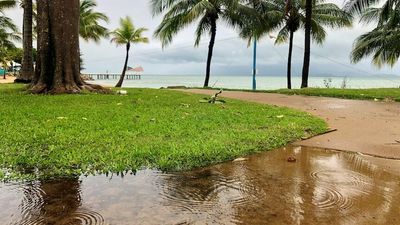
[127,66,144,75]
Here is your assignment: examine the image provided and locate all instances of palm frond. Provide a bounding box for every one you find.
[79,0,109,42]
[110,16,149,46]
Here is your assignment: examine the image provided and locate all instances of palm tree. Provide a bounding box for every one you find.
[0,0,20,68]
[18,0,34,83]
[152,0,251,87]
[80,0,109,42]
[240,0,352,89]
[346,0,400,67]
[274,0,352,89]
[0,1,20,50]
[301,0,312,88]
[110,16,149,88]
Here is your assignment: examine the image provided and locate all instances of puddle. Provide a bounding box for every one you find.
[1,146,400,225]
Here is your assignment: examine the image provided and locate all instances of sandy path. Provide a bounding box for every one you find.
[180,89,400,159]
[0,76,15,84]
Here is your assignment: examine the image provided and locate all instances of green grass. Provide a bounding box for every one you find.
[187,86,400,102]
[267,88,400,102]
[0,84,327,181]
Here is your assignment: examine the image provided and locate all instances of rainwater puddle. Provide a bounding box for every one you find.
[1,146,399,225]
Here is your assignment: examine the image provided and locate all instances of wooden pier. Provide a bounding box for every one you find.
[84,73,141,80]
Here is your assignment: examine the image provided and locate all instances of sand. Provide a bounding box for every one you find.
[0,75,16,84]
[181,89,400,159]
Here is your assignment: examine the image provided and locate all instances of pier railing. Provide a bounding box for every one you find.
[83,73,141,80]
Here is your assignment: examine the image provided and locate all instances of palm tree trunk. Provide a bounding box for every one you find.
[18,0,34,83]
[301,0,312,88]
[30,0,104,94]
[116,42,130,88]
[287,30,294,89]
[204,18,217,88]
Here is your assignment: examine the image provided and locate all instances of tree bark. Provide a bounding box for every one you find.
[301,0,312,88]
[115,42,130,88]
[204,18,217,88]
[17,0,34,83]
[287,30,294,89]
[30,0,104,94]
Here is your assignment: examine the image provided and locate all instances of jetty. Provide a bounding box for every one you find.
[84,73,141,80]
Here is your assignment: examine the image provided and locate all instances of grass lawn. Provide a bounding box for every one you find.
[266,88,400,102]
[191,87,400,102]
[0,84,327,181]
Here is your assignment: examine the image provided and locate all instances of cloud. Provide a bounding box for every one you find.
[4,0,399,77]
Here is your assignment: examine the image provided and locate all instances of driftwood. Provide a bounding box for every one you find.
[199,90,225,104]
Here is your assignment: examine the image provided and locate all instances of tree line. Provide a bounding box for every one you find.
[0,0,398,93]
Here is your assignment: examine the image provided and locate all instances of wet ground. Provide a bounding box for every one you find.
[1,146,400,225]
[181,89,400,159]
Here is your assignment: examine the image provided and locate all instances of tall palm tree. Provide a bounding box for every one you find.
[0,0,20,69]
[0,2,19,46]
[273,0,352,89]
[80,0,109,42]
[346,0,400,67]
[240,0,352,89]
[152,0,252,87]
[16,0,108,83]
[19,0,34,83]
[301,0,312,88]
[110,16,149,88]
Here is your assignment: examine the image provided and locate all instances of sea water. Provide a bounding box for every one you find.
[91,74,400,89]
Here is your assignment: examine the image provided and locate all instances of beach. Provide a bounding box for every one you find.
[0,76,15,84]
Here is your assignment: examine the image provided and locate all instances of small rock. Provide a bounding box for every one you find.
[117,90,128,95]
[287,156,297,163]
[233,157,247,162]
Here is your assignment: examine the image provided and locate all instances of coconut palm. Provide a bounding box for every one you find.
[241,0,352,89]
[17,0,34,83]
[301,0,312,88]
[347,0,400,67]
[152,0,253,87]
[110,16,149,88]
[80,0,109,42]
[0,1,19,47]
[0,0,20,65]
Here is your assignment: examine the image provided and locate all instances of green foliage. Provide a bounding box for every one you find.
[0,1,20,67]
[152,0,254,47]
[110,16,149,46]
[6,47,36,64]
[240,0,353,45]
[80,0,109,42]
[269,88,400,102]
[347,0,400,67]
[0,84,327,181]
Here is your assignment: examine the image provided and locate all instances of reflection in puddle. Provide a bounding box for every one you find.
[1,146,400,225]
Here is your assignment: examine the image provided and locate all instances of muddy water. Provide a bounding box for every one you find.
[1,146,400,225]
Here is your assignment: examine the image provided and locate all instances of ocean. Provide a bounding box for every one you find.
[90,74,400,90]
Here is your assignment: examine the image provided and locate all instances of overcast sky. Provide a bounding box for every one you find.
[5,0,400,77]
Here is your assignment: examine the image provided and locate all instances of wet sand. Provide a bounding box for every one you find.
[1,146,399,225]
[0,76,15,84]
[180,89,400,159]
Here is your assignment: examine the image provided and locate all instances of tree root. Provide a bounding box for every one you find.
[28,82,111,94]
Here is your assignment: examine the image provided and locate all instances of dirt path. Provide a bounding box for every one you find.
[0,76,15,84]
[181,89,400,159]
